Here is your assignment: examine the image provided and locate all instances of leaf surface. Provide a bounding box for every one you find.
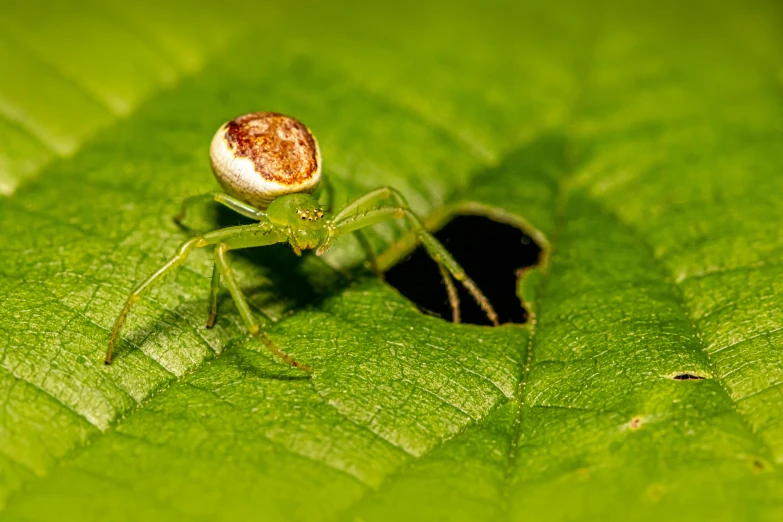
[1,1,782,520]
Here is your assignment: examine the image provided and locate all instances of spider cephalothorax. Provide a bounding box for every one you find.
[105,113,499,372]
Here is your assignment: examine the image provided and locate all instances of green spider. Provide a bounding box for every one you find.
[105,112,499,372]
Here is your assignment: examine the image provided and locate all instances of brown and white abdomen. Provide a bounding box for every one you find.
[209,112,322,209]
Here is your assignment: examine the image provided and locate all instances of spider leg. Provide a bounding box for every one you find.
[313,182,382,277]
[316,174,335,209]
[174,192,267,229]
[106,236,206,364]
[106,222,284,364]
[332,198,499,326]
[332,187,399,222]
[438,264,460,323]
[205,263,220,329]
[330,188,425,279]
[353,230,383,279]
[214,243,312,372]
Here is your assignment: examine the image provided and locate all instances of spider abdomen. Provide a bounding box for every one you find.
[209,112,322,209]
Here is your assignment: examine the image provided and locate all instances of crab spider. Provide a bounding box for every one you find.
[105,112,499,372]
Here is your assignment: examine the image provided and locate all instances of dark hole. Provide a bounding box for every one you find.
[385,215,542,325]
[672,373,706,381]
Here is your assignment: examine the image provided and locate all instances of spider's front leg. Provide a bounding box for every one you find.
[105,222,303,369]
[172,193,267,328]
[330,187,499,326]
[106,235,209,364]
[213,242,312,372]
[205,263,221,329]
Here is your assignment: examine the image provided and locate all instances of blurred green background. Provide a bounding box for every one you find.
[1,0,782,521]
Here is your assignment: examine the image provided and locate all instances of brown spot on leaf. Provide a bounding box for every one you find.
[224,112,319,185]
[628,416,643,430]
[753,460,766,472]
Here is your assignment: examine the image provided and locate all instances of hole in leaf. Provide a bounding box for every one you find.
[671,372,706,381]
[385,215,542,325]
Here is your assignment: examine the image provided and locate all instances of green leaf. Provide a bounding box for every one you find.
[1,0,782,521]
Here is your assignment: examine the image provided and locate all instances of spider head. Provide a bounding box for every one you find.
[267,193,329,252]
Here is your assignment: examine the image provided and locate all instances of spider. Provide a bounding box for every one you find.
[105,112,499,372]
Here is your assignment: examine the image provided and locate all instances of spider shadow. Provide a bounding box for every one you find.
[226,348,313,382]
[214,206,357,315]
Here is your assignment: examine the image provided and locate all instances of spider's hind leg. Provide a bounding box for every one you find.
[175,192,267,230]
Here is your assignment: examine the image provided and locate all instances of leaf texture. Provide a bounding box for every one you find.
[0,0,782,520]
